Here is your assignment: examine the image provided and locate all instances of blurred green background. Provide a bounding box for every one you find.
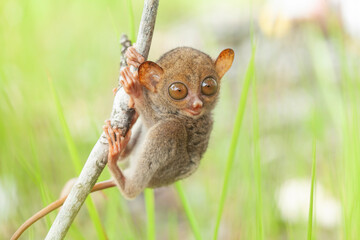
[1,0,360,239]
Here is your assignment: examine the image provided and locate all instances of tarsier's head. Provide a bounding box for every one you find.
[138,47,234,118]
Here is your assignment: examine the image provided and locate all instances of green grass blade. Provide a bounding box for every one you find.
[106,6,120,39]
[145,188,156,240]
[338,47,360,240]
[307,140,316,240]
[252,74,264,240]
[126,0,136,42]
[49,79,81,173]
[213,43,256,240]
[16,134,53,228]
[29,135,53,228]
[175,181,202,240]
[48,76,107,240]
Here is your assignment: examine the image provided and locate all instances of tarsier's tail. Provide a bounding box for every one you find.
[11,180,116,240]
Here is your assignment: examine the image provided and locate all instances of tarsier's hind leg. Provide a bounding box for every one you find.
[103,120,132,192]
[103,121,150,199]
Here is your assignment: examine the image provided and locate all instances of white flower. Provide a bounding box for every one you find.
[276,178,341,228]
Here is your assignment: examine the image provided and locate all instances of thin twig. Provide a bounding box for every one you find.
[44,1,159,239]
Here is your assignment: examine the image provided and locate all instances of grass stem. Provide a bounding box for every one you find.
[145,188,156,240]
[307,140,316,240]
[213,43,256,240]
[175,181,202,240]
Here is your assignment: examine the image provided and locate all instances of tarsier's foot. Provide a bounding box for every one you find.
[120,67,142,108]
[126,46,145,68]
[103,120,131,164]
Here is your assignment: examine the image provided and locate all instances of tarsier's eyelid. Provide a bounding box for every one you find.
[203,75,217,81]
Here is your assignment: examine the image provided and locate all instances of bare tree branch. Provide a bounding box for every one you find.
[45,1,159,239]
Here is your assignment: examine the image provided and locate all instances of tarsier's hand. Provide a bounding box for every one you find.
[120,46,145,108]
[120,67,142,108]
[103,120,131,164]
[126,46,145,68]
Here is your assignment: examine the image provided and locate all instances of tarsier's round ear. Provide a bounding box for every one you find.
[215,49,235,79]
[138,61,164,92]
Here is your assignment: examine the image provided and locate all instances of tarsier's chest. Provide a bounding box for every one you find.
[148,116,213,187]
[185,117,213,159]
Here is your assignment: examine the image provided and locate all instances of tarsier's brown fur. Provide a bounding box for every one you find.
[109,47,234,198]
[12,47,234,239]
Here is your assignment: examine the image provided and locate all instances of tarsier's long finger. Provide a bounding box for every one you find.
[133,71,139,78]
[120,66,141,101]
[127,59,141,68]
[120,72,132,95]
[126,51,137,62]
[125,48,139,66]
[106,121,116,147]
[121,67,130,81]
[123,68,136,87]
[103,124,113,150]
[113,136,119,155]
[120,72,126,85]
[125,47,137,58]
[124,67,133,80]
[114,129,121,152]
[120,70,130,87]
[131,70,138,85]
[112,87,118,96]
[121,130,132,150]
[129,47,145,63]
[129,68,139,85]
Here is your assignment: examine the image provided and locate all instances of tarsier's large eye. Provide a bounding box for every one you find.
[169,82,188,100]
[201,78,218,96]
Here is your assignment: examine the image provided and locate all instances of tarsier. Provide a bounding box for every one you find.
[12,46,234,239]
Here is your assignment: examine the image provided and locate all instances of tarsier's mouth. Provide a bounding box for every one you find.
[184,108,202,116]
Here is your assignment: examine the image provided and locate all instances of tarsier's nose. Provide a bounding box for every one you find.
[192,99,203,110]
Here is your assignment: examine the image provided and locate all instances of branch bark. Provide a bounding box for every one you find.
[45,1,159,239]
